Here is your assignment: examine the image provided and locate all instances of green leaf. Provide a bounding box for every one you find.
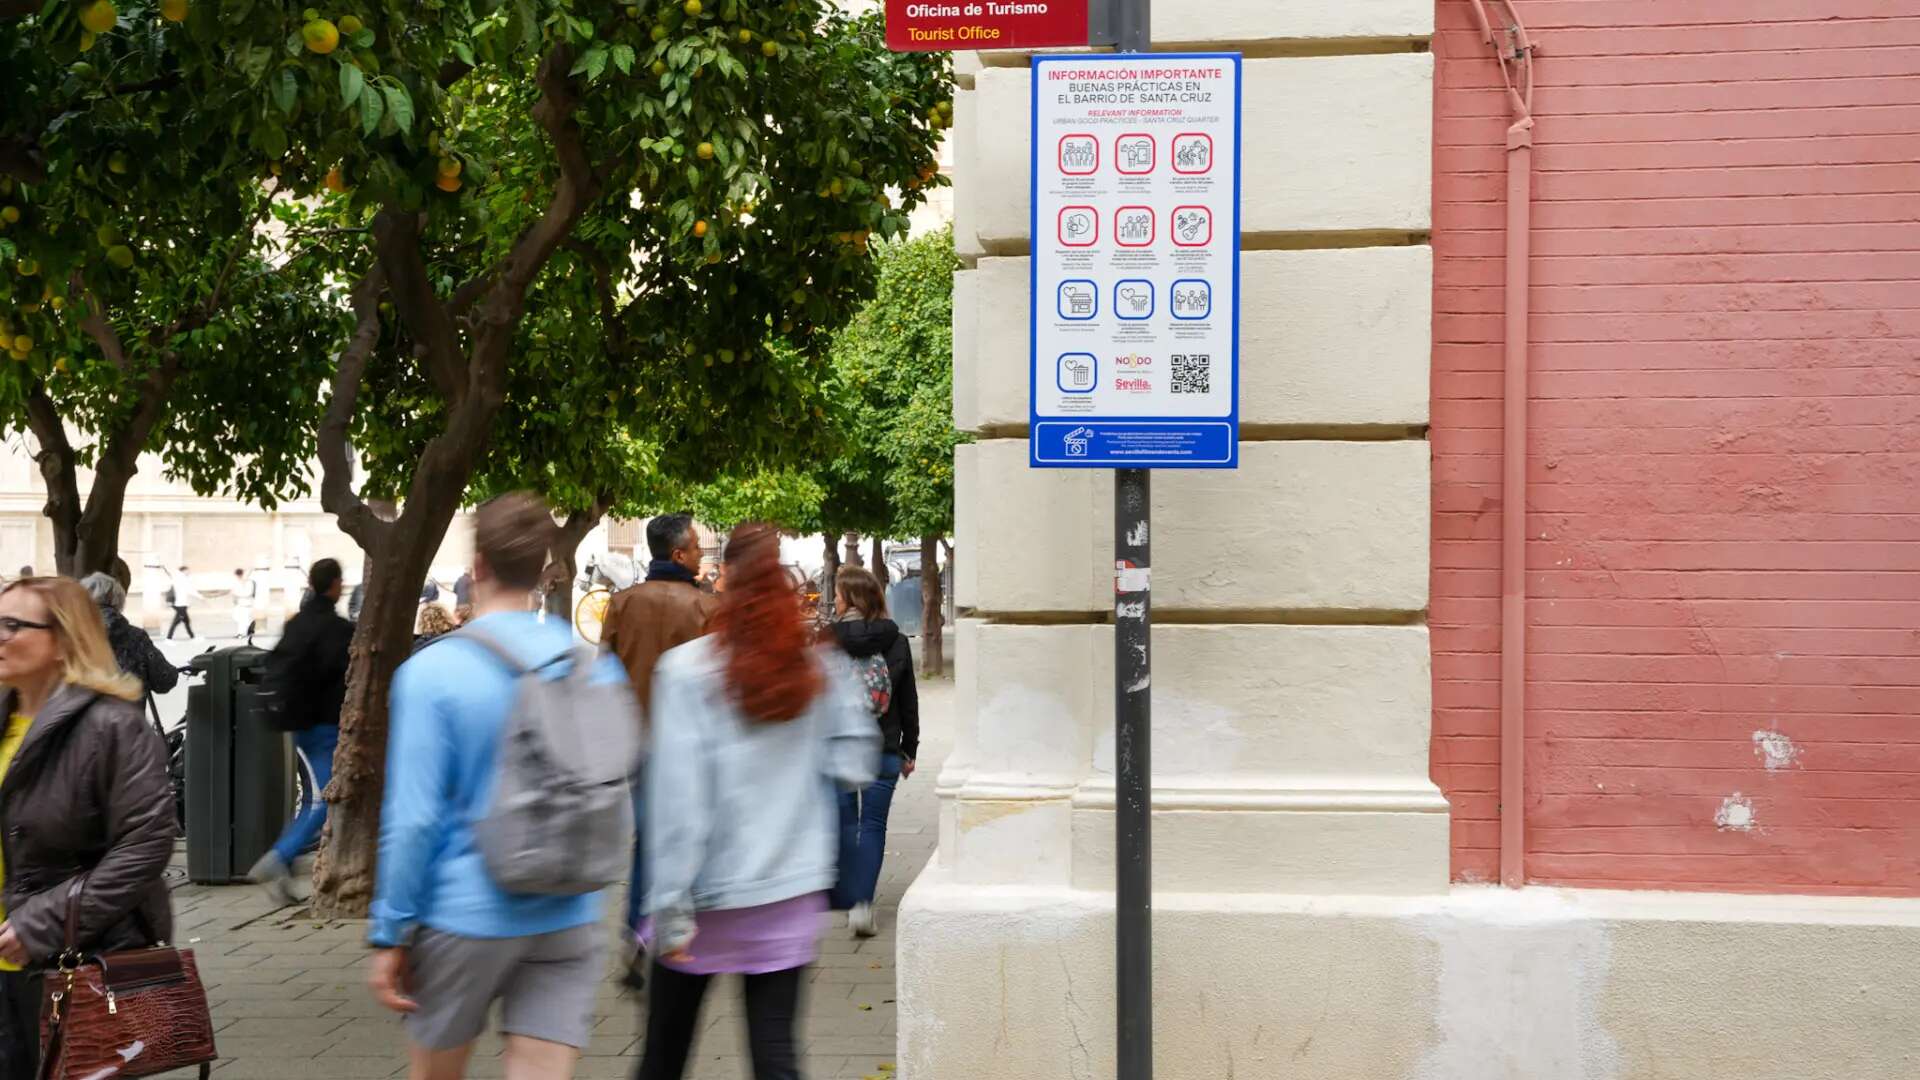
[360,85,385,136]
[611,44,635,76]
[571,44,608,81]
[239,46,273,84]
[351,28,375,48]
[272,69,298,115]
[381,83,414,134]
[339,62,364,107]
[452,40,476,67]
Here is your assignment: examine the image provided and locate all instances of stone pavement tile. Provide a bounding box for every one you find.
[215,1016,355,1039]
[203,1056,403,1078]
[206,1035,344,1058]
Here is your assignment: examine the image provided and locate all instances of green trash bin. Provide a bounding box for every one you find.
[184,646,295,884]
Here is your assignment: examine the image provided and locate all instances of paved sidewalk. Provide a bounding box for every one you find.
[164,678,952,1080]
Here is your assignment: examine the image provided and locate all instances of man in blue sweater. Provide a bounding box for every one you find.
[365,493,629,1080]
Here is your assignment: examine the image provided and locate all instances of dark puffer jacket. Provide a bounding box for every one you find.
[101,604,180,699]
[830,618,920,762]
[0,686,175,963]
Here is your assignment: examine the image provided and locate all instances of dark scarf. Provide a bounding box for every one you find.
[646,559,698,585]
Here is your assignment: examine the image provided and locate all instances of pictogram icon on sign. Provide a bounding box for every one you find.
[1059,135,1099,175]
[1115,134,1155,175]
[1172,133,1214,175]
[1114,280,1155,321]
[1115,207,1154,248]
[1058,280,1098,320]
[1059,207,1098,247]
[1171,206,1212,247]
[1058,353,1097,394]
[1171,279,1213,320]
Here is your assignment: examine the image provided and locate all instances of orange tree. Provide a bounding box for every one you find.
[214,0,947,912]
[0,4,343,575]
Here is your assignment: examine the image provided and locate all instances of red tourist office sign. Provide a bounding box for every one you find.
[885,0,1092,52]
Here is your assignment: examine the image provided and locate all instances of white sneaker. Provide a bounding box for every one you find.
[247,851,297,906]
[850,902,877,939]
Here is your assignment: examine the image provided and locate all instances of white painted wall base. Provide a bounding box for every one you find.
[898,873,1920,1080]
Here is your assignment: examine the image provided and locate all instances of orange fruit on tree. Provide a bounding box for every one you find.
[324,165,348,193]
[0,207,18,224]
[338,14,363,35]
[78,1,116,34]
[106,244,135,269]
[435,174,461,193]
[761,40,778,58]
[302,18,340,54]
[683,0,701,14]
[159,0,187,23]
[696,142,714,160]
[692,219,709,238]
[437,157,462,178]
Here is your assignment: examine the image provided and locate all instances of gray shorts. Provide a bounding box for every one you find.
[405,923,605,1051]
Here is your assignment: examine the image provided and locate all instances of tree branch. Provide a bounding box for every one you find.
[370,209,466,403]
[539,492,615,596]
[318,270,394,551]
[156,227,254,345]
[466,45,603,399]
[70,274,131,374]
[563,238,626,354]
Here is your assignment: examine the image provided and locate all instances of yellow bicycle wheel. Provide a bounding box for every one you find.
[575,587,613,645]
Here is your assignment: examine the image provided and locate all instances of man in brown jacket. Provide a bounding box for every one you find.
[600,513,717,972]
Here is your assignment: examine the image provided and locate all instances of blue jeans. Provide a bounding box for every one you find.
[625,778,648,932]
[833,753,903,909]
[272,724,337,865]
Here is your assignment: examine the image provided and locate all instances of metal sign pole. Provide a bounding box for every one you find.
[1110,13,1152,1080]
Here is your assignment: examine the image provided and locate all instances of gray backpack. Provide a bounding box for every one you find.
[459,626,639,896]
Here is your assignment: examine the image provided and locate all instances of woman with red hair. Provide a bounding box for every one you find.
[637,524,878,1080]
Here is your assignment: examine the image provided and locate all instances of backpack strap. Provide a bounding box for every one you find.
[453,625,573,676]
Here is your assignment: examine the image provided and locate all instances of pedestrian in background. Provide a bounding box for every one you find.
[232,566,259,639]
[366,493,628,1080]
[452,568,473,610]
[413,603,455,655]
[0,577,176,1080]
[165,565,201,640]
[250,559,352,903]
[81,572,179,712]
[636,523,878,1080]
[601,513,718,987]
[825,566,920,938]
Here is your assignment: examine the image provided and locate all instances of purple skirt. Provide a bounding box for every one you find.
[639,891,830,975]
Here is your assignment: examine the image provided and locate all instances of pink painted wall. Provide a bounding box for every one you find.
[1430,0,1920,893]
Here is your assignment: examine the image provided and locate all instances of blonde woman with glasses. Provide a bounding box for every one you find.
[0,577,176,1080]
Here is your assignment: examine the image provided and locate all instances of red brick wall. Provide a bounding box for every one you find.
[1431,0,1920,893]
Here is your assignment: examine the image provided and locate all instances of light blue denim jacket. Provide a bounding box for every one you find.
[645,637,879,949]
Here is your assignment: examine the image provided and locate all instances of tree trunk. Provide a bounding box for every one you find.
[871,536,888,585]
[821,532,840,616]
[843,531,861,567]
[70,456,139,577]
[309,523,442,918]
[538,500,610,626]
[920,534,945,677]
[24,382,80,576]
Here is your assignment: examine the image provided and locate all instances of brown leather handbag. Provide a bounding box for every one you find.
[37,879,217,1080]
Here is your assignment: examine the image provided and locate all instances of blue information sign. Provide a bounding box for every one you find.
[1029,53,1242,469]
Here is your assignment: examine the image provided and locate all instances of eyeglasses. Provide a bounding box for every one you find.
[0,616,53,643]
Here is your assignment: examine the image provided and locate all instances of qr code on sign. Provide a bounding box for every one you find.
[1171,354,1210,394]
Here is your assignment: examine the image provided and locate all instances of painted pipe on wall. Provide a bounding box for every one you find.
[1468,0,1537,889]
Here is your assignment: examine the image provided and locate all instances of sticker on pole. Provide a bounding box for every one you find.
[1030,53,1242,470]
[885,0,1092,52]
